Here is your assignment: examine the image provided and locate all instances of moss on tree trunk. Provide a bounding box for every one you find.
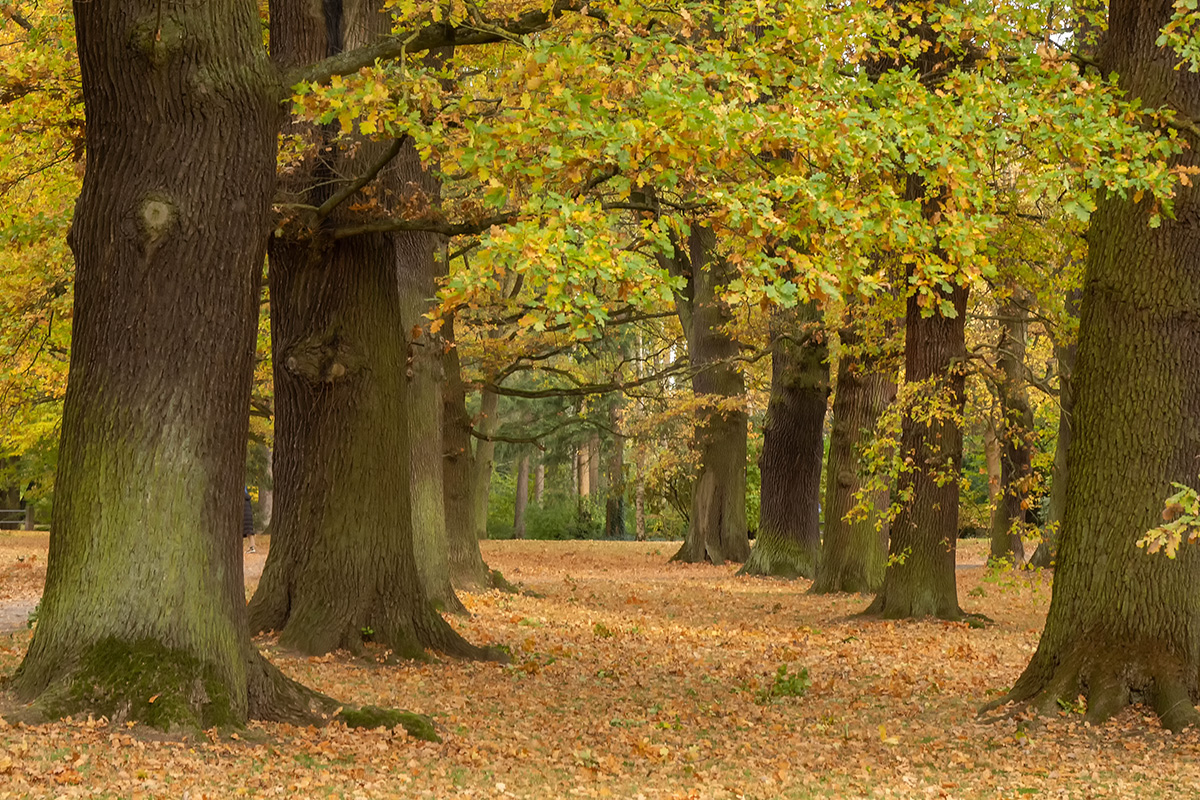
[988,0,1200,731]
[740,303,828,578]
[811,321,898,594]
[8,0,350,729]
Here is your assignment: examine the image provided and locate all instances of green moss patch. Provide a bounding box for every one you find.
[46,637,236,731]
[337,705,439,741]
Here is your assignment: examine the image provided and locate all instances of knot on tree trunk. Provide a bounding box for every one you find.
[284,334,356,384]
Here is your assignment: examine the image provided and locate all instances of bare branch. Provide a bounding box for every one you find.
[316,138,406,219]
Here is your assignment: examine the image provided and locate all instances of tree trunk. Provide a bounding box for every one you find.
[471,388,499,539]
[1029,291,1080,569]
[990,0,1200,732]
[740,304,828,578]
[635,448,647,542]
[866,188,968,618]
[671,225,749,564]
[605,403,626,538]
[513,452,530,539]
[983,424,1002,508]
[588,431,602,498]
[9,0,328,727]
[535,459,545,505]
[988,300,1032,565]
[397,144,464,615]
[442,314,496,589]
[247,0,478,658]
[811,325,897,594]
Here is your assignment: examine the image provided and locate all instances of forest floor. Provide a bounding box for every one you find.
[0,534,1198,798]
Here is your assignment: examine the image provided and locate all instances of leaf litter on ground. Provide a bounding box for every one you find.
[0,534,1199,798]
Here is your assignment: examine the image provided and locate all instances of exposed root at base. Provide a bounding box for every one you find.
[978,651,1200,733]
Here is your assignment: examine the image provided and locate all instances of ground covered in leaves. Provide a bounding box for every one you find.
[1,533,1199,798]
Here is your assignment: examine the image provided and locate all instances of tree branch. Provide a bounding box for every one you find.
[286,1,593,88]
[316,137,406,219]
[329,213,517,239]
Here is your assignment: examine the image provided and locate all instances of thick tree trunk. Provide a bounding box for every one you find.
[740,304,829,578]
[578,444,591,497]
[866,250,968,619]
[9,0,329,727]
[513,452,530,539]
[671,225,749,564]
[990,0,1200,732]
[989,301,1033,565]
[397,147,464,615]
[442,315,496,588]
[247,0,479,658]
[1029,293,1079,569]
[471,388,499,539]
[249,228,477,656]
[811,326,897,594]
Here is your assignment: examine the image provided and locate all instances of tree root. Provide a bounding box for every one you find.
[978,649,1200,733]
[736,540,817,579]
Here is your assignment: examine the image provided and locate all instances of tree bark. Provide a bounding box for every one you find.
[990,0,1200,732]
[397,145,465,614]
[513,452,530,539]
[9,0,332,727]
[811,325,897,594]
[988,300,1032,565]
[866,177,968,619]
[1029,291,1080,569]
[740,304,829,578]
[983,424,1001,508]
[535,459,545,505]
[471,387,499,539]
[635,445,647,542]
[442,314,496,588]
[605,402,626,538]
[671,225,750,564]
[247,0,478,657]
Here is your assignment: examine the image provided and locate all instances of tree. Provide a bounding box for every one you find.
[987,299,1033,564]
[669,226,750,564]
[739,304,828,578]
[988,0,1200,731]
[8,0,333,726]
[811,314,899,594]
[247,0,479,656]
[866,173,969,620]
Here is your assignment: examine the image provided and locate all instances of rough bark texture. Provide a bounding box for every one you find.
[988,301,1033,564]
[471,388,499,539]
[1029,293,1079,569]
[811,326,897,594]
[989,0,1200,732]
[397,143,464,615]
[866,188,968,619]
[535,460,545,505]
[513,452,530,539]
[247,0,479,658]
[442,315,496,589]
[8,0,333,727]
[740,305,829,578]
[983,425,1001,507]
[671,225,750,564]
